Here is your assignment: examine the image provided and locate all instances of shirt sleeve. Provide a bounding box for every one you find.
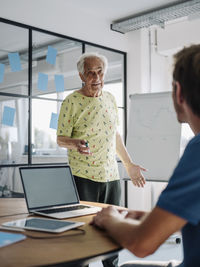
[57,97,74,137]
[157,137,200,225]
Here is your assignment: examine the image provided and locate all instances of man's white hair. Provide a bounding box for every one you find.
[77,52,108,75]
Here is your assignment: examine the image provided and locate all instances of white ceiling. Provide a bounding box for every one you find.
[63,0,182,22]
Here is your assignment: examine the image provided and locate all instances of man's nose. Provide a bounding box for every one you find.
[93,72,99,79]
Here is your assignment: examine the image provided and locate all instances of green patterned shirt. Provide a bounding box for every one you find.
[57,90,120,182]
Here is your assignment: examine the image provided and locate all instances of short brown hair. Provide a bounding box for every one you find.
[173,44,200,117]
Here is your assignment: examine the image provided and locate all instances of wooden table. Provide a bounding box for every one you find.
[0,198,121,267]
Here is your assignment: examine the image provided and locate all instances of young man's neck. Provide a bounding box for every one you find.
[187,113,200,135]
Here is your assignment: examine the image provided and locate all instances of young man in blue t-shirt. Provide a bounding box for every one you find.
[91,44,200,267]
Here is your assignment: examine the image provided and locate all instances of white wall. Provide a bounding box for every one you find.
[147,18,200,94]
[157,19,200,54]
[126,28,150,118]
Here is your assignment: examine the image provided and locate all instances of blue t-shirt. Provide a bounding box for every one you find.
[157,133,200,267]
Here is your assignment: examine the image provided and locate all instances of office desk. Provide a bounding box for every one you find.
[0,198,121,267]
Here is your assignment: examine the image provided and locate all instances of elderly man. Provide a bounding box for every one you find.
[57,52,146,267]
[92,45,200,267]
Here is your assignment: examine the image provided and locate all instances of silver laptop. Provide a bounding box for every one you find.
[19,165,101,219]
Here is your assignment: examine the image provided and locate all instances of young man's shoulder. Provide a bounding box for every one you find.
[183,133,200,157]
[188,133,200,146]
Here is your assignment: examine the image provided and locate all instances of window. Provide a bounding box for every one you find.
[0,96,28,164]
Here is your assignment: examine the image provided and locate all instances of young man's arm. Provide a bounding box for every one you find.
[116,131,146,187]
[92,206,186,257]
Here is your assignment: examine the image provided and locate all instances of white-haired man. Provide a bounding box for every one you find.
[57,52,146,266]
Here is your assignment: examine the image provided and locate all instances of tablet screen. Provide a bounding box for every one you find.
[2,218,84,233]
[25,218,75,230]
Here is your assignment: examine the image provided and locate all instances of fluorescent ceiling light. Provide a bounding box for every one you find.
[111,0,200,33]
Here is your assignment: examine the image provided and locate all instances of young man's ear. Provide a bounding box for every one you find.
[175,81,184,105]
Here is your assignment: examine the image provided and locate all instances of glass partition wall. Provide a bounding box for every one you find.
[0,18,126,196]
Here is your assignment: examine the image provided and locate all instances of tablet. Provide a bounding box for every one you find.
[2,218,85,233]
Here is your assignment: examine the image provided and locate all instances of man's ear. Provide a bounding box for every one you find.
[175,81,184,105]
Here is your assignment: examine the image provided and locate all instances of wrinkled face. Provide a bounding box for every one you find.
[80,57,105,97]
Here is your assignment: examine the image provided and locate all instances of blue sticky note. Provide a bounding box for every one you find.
[55,74,65,92]
[0,64,5,83]
[2,106,16,126]
[8,52,22,72]
[37,72,48,91]
[46,46,57,65]
[49,113,59,130]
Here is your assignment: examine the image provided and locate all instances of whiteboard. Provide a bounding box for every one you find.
[126,92,181,182]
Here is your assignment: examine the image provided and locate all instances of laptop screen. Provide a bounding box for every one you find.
[20,166,79,211]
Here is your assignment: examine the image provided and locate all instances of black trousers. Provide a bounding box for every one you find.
[74,176,121,205]
[74,176,121,267]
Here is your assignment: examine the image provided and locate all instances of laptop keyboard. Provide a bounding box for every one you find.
[38,205,91,214]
